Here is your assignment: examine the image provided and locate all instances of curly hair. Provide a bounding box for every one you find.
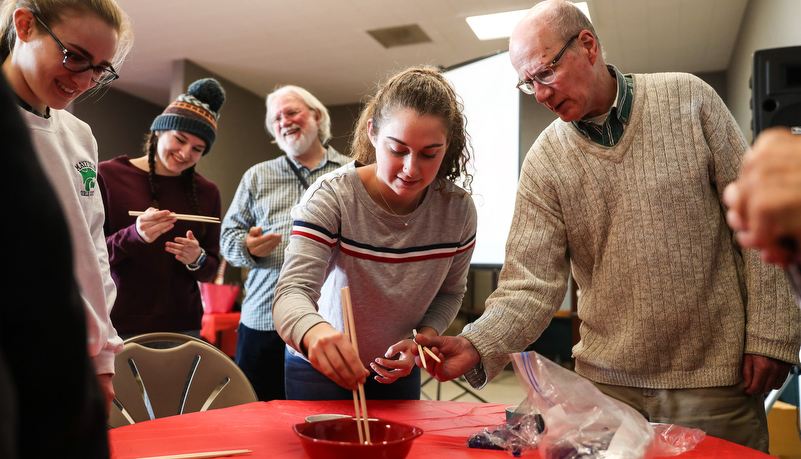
[351,66,473,193]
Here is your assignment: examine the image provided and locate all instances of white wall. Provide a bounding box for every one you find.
[727,0,801,143]
[444,52,521,268]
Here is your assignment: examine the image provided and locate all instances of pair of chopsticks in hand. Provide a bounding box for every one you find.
[340,287,371,445]
[412,329,441,369]
[128,210,221,224]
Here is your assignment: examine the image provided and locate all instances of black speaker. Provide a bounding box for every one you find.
[751,45,801,139]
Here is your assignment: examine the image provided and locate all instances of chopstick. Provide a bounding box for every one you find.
[412,328,427,369]
[128,211,221,224]
[412,329,442,365]
[341,286,371,445]
[134,449,252,459]
[423,346,441,362]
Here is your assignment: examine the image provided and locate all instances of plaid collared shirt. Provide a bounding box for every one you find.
[573,65,633,147]
[220,146,351,331]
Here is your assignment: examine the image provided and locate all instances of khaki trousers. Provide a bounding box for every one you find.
[592,381,769,453]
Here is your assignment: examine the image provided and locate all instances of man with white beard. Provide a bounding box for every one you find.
[220,85,351,401]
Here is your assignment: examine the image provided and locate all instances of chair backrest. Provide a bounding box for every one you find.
[108,332,257,429]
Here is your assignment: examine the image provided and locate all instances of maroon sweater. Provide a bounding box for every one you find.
[98,156,221,334]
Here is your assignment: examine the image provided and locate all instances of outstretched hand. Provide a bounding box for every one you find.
[166,230,202,265]
[724,127,801,266]
[246,226,282,258]
[412,334,481,382]
[371,339,417,384]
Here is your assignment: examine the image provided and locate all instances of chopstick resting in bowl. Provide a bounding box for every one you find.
[341,286,371,445]
[128,210,221,224]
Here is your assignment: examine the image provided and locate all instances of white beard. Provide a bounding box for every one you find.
[277,124,319,157]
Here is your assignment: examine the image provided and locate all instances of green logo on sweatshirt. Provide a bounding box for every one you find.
[74,161,96,196]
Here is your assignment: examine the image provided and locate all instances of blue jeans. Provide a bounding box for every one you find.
[284,349,421,400]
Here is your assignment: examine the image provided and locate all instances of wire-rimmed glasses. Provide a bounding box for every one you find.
[516,34,579,95]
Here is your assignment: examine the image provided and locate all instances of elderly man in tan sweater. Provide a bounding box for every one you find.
[415,0,801,452]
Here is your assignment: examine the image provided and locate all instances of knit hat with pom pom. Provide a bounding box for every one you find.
[150,78,226,154]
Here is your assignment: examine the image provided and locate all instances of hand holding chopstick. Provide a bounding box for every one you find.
[129,210,220,224]
[412,329,442,370]
[341,286,371,445]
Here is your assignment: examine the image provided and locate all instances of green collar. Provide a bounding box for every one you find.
[572,65,632,147]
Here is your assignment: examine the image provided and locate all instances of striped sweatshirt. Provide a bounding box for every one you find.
[274,161,477,366]
[463,72,801,390]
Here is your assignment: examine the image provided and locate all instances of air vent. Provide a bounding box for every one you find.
[367,24,432,48]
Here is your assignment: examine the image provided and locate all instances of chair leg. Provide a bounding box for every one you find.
[421,375,487,403]
[448,378,488,403]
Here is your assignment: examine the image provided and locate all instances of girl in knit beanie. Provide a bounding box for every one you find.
[98,78,226,341]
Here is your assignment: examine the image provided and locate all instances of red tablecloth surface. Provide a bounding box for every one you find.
[108,400,774,459]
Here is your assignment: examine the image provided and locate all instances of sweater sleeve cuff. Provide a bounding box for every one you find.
[460,326,512,384]
[744,335,801,366]
[289,313,327,356]
[92,348,117,376]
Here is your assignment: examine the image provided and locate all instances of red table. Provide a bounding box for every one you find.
[200,312,240,357]
[108,400,773,458]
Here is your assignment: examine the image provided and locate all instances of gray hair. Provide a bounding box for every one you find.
[265,85,332,145]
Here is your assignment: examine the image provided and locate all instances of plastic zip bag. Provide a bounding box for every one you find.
[510,351,706,459]
[466,397,544,456]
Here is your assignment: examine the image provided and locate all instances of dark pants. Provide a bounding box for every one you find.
[235,324,286,401]
[284,349,421,401]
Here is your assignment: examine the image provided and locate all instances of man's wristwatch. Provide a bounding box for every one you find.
[186,248,206,271]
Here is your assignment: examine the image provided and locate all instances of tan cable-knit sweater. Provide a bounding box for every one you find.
[462,72,801,390]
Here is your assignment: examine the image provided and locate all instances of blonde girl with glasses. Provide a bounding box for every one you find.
[273,66,477,401]
[0,0,133,415]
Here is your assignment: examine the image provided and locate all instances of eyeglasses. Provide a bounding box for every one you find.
[34,14,119,85]
[272,108,304,125]
[272,106,314,125]
[516,34,579,95]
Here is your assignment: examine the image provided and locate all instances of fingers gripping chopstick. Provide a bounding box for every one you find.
[412,329,442,368]
[128,210,221,224]
[341,287,371,445]
[412,328,427,369]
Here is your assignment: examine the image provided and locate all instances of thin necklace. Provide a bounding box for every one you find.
[374,172,421,226]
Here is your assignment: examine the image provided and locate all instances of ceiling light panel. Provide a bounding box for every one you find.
[466,2,590,41]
